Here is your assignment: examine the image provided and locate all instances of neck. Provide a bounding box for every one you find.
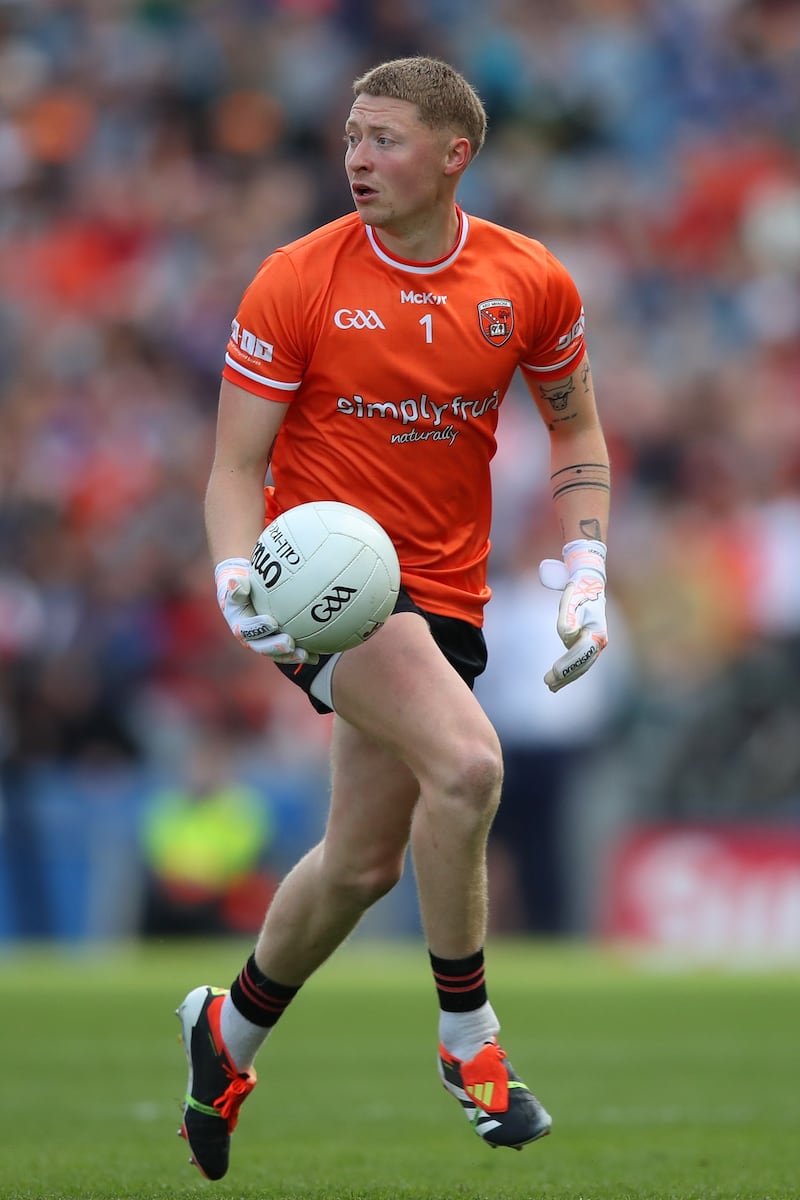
[373,205,461,264]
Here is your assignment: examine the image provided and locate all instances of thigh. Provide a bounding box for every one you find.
[331,611,500,791]
[273,587,486,714]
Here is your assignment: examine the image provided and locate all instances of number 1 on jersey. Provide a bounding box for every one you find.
[419,313,433,344]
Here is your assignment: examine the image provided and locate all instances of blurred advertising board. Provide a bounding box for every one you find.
[601,825,800,964]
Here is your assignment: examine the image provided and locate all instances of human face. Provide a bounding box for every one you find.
[345,94,462,249]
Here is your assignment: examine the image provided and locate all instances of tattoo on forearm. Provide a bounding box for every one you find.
[550,462,610,503]
[580,360,591,392]
[579,518,602,540]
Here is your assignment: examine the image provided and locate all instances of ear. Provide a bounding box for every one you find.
[444,136,471,177]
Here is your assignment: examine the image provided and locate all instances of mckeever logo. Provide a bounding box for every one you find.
[400,291,448,305]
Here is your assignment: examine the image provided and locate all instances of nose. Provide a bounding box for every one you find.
[347,139,371,172]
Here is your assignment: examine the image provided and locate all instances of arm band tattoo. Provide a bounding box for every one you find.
[550,462,610,502]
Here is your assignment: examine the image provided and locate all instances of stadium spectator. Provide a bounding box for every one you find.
[139,733,276,937]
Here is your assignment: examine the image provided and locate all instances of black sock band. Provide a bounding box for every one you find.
[230,953,300,1028]
[429,949,488,1013]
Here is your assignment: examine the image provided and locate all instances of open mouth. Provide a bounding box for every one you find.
[352,184,377,201]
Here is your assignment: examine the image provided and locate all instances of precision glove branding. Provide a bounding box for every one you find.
[559,643,598,678]
[240,621,277,642]
[538,538,608,692]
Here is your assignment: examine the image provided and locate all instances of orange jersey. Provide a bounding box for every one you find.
[222,209,586,625]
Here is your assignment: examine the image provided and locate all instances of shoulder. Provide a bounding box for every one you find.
[247,213,363,293]
[466,213,572,284]
[274,213,364,265]
[466,213,548,259]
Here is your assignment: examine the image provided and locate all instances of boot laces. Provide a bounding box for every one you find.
[213,1063,255,1130]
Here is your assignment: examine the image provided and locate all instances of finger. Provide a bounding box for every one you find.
[544,629,605,692]
[272,648,320,665]
[244,631,295,654]
[239,629,318,665]
[229,575,253,604]
[555,581,581,647]
[538,558,569,591]
[217,572,252,611]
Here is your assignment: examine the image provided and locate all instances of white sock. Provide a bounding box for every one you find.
[439,1001,500,1062]
[220,993,272,1071]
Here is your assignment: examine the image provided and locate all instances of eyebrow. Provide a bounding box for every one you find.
[344,119,398,134]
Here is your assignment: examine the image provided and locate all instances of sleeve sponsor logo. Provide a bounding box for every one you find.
[230,319,274,362]
[555,309,585,352]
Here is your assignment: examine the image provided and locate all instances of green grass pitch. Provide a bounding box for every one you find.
[0,938,797,1199]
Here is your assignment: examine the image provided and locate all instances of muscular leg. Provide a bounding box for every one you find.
[327,612,502,961]
[253,719,419,985]
[182,611,546,1179]
[255,610,502,978]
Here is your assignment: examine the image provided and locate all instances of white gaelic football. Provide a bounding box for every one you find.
[248,501,401,654]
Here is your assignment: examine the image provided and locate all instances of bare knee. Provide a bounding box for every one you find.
[433,734,504,824]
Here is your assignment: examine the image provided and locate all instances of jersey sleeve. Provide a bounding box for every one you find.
[519,248,586,383]
[221,251,306,402]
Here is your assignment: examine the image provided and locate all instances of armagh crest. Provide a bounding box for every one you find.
[477,298,514,347]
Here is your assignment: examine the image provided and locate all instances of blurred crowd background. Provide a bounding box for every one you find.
[1,0,799,943]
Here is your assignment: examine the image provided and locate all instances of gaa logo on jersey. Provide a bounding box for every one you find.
[477,298,514,347]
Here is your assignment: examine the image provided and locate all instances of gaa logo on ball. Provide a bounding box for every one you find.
[310,584,357,624]
[249,501,400,654]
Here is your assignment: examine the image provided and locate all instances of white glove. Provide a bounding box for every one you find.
[214,558,318,665]
[538,539,608,692]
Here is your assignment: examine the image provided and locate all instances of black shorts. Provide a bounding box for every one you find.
[275,587,487,715]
